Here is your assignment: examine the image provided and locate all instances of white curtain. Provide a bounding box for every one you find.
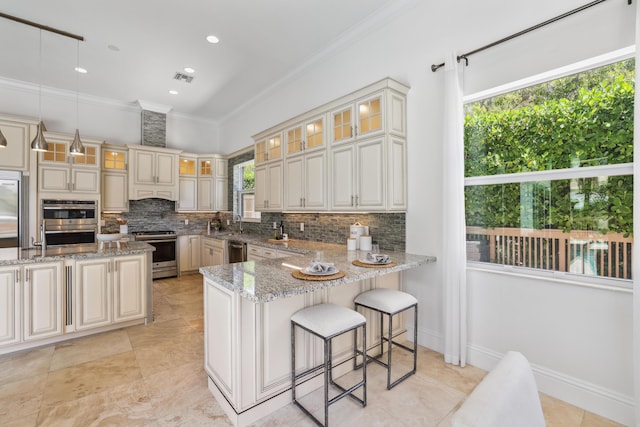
[442,52,467,367]
[633,2,640,423]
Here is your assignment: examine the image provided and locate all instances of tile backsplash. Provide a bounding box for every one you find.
[102,199,406,252]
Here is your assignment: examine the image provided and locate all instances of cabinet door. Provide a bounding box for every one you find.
[356,93,384,138]
[39,166,70,192]
[0,267,20,346]
[330,144,356,210]
[133,150,155,184]
[71,168,100,193]
[284,157,304,210]
[102,172,129,212]
[0,117,34,171]
[387,137,407,210]
[178,177,197,211]
[201,242,215,267]
[254,166,267,210]
[75,259,112,331]
[198,178,213,211]
[188,236,201,270]
[113,255,145,322]
[23,263,63,340]
[356,138,385,209]
[304,150,327,210]
[212,246,224,265]
[267,163,283,211]
[215,158,228,178]
[247,245,263,261]
[214,178,228,211]
[156,153,176,185]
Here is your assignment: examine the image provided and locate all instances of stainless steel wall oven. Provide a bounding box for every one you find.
[41,200,98,247]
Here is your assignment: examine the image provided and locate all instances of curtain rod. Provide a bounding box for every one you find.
[431,0,625,72]
[0,12,84,41]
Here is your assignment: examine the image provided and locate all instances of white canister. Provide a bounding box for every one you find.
[119,224,128,235]
[359,235,372,251]
[349,222,365,249]
[347,238,357,251]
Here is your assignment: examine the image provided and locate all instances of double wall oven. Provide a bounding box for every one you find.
[41,200,98,249]
[132,230,177,279]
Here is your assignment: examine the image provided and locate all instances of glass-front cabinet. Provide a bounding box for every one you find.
[330,92,386,145]
[101,144,129,212]
[286,116,325,157]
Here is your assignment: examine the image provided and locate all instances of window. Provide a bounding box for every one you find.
[234,160,260,220]
[464,56,634,281]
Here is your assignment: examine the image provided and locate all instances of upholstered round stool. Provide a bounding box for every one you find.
[354,288,418,389]
[291,303,367,427]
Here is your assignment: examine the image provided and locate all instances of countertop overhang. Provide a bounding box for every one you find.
[200,243,436,303]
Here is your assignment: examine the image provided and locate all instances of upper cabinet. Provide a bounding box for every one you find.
[101,144,129,212]
[38,132,103,197]
[177,154,229,212]
[128,145,180,201]
[254,78,409,212]
[0,114,38,172]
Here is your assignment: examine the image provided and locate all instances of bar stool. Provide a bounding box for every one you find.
[354,288,418,389]
[291,303,367,427]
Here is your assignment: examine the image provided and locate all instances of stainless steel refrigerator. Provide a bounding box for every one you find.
[0,170,25,248]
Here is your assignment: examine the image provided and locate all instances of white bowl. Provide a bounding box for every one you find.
[97,233,122,242]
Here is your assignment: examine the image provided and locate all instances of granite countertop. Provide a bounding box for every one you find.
[0,241,155,266]
[200,247,436,303]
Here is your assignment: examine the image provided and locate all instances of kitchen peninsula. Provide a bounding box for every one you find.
[0,241,154,356]
[200,241,435,427]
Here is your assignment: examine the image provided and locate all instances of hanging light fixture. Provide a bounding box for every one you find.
[69,39,85,156]
[31,29,48,152]
[0,129,7,148]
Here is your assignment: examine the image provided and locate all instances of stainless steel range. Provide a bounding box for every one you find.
[132,230,177,279]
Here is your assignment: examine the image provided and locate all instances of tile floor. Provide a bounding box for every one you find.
[0,273,624,426]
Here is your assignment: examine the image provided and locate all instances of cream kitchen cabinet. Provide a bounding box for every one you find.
[0,114,38,171]
[177,155,228,212]
[255,162,283,211]
[330,85,407,145]
[179,235,201,273]
[255,132,283,165]
[285,115,325,157]
[128,145,180,201]
[74,255,146,331]
[247,244,278,261]
[0,262,63,347]
[284,150,327,211]
[38,132,102,196]
[201,238,225,266]
[101,145,129,212]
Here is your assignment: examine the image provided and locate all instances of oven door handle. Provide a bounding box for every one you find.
[140,239,176,244]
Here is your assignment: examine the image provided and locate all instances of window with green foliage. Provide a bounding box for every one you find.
[234,160,260,220]
[464,56,634,281]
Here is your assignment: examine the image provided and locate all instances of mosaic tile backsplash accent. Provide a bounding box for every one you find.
[102,199,406,252]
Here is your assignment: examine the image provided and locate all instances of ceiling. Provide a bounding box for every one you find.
[0,0,398,122]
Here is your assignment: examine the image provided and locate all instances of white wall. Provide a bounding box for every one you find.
[218,0,637,424]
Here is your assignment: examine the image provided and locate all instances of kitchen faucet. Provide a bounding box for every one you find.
[234,214,243,234]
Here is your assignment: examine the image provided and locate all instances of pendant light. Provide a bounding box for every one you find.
[69,39,85,156]
[31,29,48,152]
[0,129,7,148]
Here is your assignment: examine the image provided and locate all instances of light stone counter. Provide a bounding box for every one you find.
[199,246,435,303]
[0,241,155,266]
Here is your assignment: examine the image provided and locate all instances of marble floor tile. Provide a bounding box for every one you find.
[132,330,204,377]
[41,351,143,407]
[0,346,53,386]
[50,329,132,371]
[0,373,47,425]
[126,317,193,349]
[37,379,158,427]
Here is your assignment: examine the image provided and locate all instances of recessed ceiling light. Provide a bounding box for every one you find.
[206,35,219,44]
[184,67,195,74]
[169,90,179,95]
[74,67,88,74]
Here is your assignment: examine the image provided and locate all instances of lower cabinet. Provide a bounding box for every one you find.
[179,235,202,273]
[0,262,63,346]
[74,255,146,331]
[202,238,225,266]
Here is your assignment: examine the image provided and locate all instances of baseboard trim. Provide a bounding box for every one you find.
[466,344,635,426]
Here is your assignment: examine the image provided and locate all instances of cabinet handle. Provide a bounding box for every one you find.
[299,197,302,207]
[15,269,19,283]
[114,261,117,273]
[303,198,306,207]
[350,126,353,137]
[107,262,110,273]
[302,141,305,151]
[25,268,29,282]
[65,265,73,326]
[354,125,358,136]
[351,195,354,206]
[355,195,359,207]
